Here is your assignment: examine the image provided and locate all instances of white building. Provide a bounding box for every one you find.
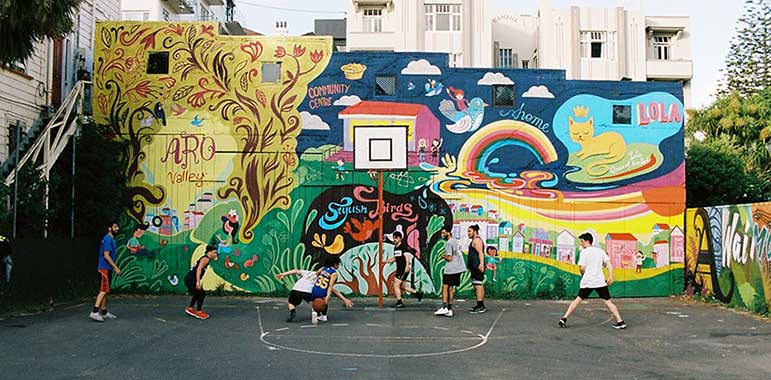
[0,0,121,162]
[345,0,492,68]
[498,0,693,106]
[121,0,224,22]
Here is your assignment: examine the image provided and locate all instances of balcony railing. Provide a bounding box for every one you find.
[646,59,693,80]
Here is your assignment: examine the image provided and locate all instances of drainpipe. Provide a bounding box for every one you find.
[12,120,20,239]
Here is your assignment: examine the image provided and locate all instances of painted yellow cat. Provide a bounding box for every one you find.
[569,106,626,176]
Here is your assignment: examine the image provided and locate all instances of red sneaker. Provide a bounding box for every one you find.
[195,310,210,320]
[185,307,196,317]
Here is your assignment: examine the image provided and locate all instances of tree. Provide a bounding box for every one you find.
[0,0,81,67]
[721,0,771,96]
[686,138,769,207]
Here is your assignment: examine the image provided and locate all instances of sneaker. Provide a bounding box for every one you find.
[195,311,210,320]
[416,291,424,302]
[470,306,487,314]
[185,307,197,318]
[89,312,104,322]
[612,321,627,330]
[102,312,117,320]
[318,315,328,322]
[445,310,454,317]
[392,301,405,309]
[558,318,567,328]
[311,311,318,325]
[434,307,449,316]
[286,313,296,323]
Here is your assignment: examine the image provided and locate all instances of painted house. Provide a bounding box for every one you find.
[488,209,499,220]
[529,228,553,258]
[556,229,577,263]
[499,221,513,236]
[605,233,638,269]
[338,101,440,166]
[512,230,525,253]
[470,205,484,216]
[670,226,685,263]
[652,223,670,234]
[454,219,497,250]
[654,240,670,268]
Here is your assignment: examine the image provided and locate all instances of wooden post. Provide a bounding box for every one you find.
[378,170,384,308]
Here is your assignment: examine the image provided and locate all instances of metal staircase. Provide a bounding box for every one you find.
[4,80,91,186]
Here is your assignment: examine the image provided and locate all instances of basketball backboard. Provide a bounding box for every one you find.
[353,126,408,170]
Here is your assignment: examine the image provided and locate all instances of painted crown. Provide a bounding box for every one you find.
[573,106,590,118]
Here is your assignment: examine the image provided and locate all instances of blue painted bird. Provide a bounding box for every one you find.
[191,115,204,127]
[439,97,487,133]
[153,102,167,126]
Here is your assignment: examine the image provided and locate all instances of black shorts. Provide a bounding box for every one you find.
[470,268,485,285]
[288,290,312,306]
[395,271,410,282]
[442,272,461,286]
[577,286,611,300]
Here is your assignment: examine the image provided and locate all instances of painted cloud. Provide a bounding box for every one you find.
[300,111,330,130]
[333,95,362,106]
[522,85,555,98]
[478,72,514,86]
[400,59,442,75]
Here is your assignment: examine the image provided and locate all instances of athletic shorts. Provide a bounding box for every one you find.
[98,269,111,293]
[442,272,461,286]
[577,286,611,300]
[288,290,312,306]
[470,268,485,285]
[395,270,410,282]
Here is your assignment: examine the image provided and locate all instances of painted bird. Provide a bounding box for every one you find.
[153,102,167,126]
[191,115,204,127]
[439,97,487,134]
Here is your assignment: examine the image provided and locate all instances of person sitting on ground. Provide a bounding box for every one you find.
[275,266,353,323]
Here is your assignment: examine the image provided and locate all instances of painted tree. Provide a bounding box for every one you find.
[0,0,81,66]
[721,0,771,96]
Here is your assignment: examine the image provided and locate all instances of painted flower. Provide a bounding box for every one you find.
[132,80,152,98]
[254,89,266,107]
[240,41,263,62]
[292,44,306,57]
[201,24,215,37]
[97,93,109,114]
[187,91,207,108]
[166,24,184,36]
[310,50,324,64]
[125,57,138,72]
[170,103,186,116]
[274,46,286,58]
[158,77,176,88]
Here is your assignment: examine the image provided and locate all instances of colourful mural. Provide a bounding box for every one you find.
[93,22,686,298]
[685,204,771,314]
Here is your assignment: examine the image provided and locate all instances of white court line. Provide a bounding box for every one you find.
[332,323,349,327]
[461,330,474,335]
[432,326,449,331]
[366,323,387,327]
[154,317,167,323]
[300,325,317,329]
[276,327,289,332]
[257,307,506,358]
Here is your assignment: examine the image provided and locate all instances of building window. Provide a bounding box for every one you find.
[497,48,513,68]
[375,75,397,96]
[262,62,282,83]
[363,8,383,33]
[521,60,529,69]
[493,85,515,107]
[612,105,632,125]
[198,4,213,21]
[162,8,170,21]
[147,52,169,74]
[449,53,463,67]
[425,4,462,32]
[580,31,607,59]
[653,35,672,60]
[122,11,150,21]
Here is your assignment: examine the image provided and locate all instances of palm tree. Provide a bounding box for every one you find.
[0,0,81,67]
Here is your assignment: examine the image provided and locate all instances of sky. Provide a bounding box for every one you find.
[232,0,745,109]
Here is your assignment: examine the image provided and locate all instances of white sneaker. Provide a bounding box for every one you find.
[434,307,449,316]
[89,312,104,322]
[445,310,454,317]
[311,311,318,325]
[318,315,328,322]
[103,312,117,320]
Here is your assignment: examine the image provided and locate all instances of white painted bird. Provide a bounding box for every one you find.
[439,97,487,133]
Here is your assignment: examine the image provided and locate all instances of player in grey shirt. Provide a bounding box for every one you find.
[435,228,466,317]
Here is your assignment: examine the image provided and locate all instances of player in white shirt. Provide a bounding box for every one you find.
[558,233,626,329]
[275,268,353,322]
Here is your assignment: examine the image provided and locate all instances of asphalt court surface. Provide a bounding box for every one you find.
[1,296,770,379]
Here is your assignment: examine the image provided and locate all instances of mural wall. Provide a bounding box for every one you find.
[93,22,686,298]
[685,204,771,314]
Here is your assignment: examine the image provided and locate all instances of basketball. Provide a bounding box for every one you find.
[312,298,326,313]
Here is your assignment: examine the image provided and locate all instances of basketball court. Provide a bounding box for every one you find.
[1,296,769,379]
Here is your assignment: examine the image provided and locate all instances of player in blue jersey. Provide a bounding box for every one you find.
[310,257,340,324]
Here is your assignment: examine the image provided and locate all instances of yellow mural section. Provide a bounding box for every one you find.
[93,21,332,241]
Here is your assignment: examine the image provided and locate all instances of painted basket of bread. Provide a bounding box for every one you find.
[341,63,366,80]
